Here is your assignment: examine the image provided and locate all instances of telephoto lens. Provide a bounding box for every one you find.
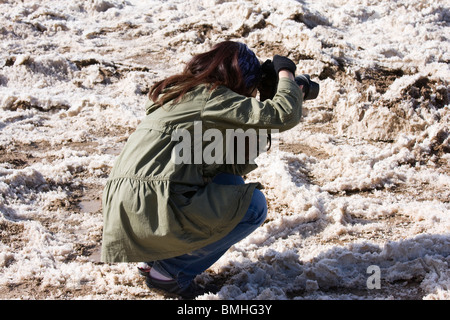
[295,74,320,100]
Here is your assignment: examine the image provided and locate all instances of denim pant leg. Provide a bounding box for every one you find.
[153,173,268,289]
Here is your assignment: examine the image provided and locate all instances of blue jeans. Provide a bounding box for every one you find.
[151,173,267,289]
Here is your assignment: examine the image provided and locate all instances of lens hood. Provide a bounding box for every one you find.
[295,74,320,100]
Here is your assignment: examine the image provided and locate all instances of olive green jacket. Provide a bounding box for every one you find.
[101,78,302,262]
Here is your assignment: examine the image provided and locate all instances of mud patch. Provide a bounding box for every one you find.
[0,220,25,257]
[280,141,330,160]
[402,76,449,109]
[355,67,405,95]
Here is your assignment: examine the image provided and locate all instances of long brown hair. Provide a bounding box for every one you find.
[149,41,256,106]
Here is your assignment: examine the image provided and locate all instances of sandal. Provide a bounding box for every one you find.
[137,262,153,277]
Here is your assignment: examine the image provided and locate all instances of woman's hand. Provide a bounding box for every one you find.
[273,54,296,81]
[273,55,296,74]
[278,70,294,80]
[279,70,304,97]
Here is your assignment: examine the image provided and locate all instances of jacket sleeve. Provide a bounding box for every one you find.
[202,78,303,132]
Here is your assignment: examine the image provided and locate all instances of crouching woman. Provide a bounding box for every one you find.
[101,41,303,299]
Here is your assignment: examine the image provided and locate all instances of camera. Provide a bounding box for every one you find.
[258,59,320,101]
[295,74,320,100]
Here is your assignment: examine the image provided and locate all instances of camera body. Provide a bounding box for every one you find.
[257,59,320,101]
